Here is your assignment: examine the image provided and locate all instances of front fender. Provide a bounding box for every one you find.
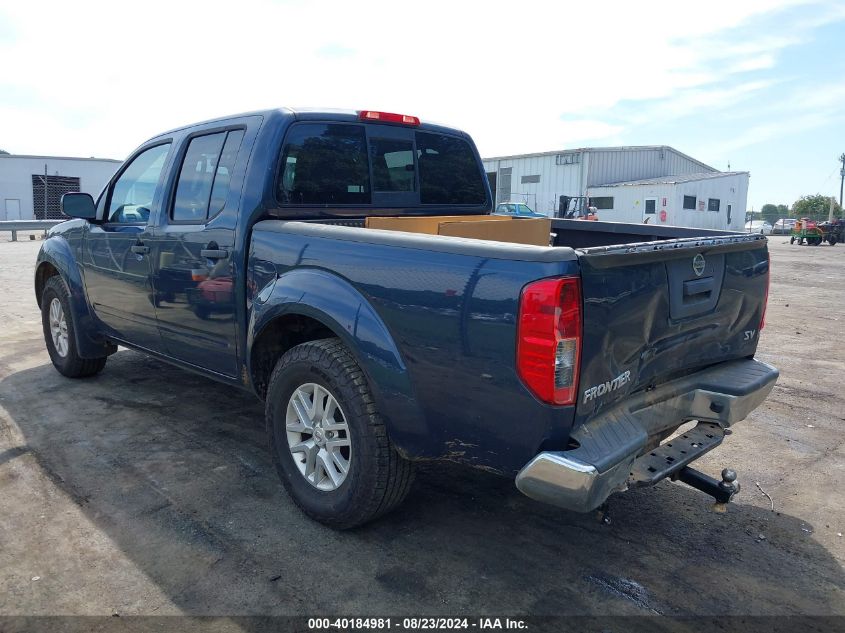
[36,230,114,359]
[248,267,431,458]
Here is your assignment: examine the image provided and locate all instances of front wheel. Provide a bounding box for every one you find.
[265,338,414,529]
[41,276,107,378]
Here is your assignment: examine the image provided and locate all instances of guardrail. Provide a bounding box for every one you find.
[0,220,64,242]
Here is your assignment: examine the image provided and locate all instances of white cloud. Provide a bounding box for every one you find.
[0,0,840,159]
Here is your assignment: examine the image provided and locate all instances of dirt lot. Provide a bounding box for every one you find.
[0,235,843,619]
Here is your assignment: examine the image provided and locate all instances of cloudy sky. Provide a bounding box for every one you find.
[1,0,844,209]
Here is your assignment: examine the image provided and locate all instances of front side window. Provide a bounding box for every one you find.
[107,143,171,223]
[416,132,486,205]
[278,123,369,204]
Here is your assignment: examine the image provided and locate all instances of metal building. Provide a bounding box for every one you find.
[0,154,121,221]
[482,146,747,230]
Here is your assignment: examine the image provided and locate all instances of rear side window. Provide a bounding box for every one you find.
[416,132,486,205]
[208,130,245,218]
[172,129,244,222]
[173,133,225,222]
[278,123,369,204]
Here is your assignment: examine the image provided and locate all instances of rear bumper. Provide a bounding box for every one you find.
[515,358,778,512]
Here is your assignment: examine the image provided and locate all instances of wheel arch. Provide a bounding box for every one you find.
[35,237,115,359]
[247,268,431,458]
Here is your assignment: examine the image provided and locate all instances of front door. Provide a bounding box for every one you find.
[643,197,657,222]
[4,199,21,220]
[83,142,172,350]
[147,128,246,377]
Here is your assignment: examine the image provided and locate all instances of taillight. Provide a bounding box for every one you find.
[760,252,770,329]
[517,277,582,405]
[358,110,420,126]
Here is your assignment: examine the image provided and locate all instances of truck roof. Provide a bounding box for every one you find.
[150,107,467,142]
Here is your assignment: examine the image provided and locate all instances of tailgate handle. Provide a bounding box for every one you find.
[683,277,714,300]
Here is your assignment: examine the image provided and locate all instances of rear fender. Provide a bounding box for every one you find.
[248,268,430,458]
[36,236,115,359]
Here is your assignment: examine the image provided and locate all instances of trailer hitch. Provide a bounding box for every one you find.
[673,467,740,512]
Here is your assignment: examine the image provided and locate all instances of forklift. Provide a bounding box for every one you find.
[557,195,599,221]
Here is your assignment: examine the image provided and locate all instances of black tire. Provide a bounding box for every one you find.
[265,338,414,529]
[41,276,107,378]
[829,236,837,246]
[790,236,795,244]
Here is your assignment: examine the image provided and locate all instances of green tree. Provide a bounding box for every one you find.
[760,204,779,224]
[0,149,9,155]
[791,194,841,220]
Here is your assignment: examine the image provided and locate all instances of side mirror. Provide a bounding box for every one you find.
[61,192,97,220]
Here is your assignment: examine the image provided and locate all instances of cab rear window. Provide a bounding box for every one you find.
[278,123,369,205]
[415,132,486,205]
[277,123,486,207]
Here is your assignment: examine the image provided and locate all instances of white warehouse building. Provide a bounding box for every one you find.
[482,146,748,231]
[0,154,121,221]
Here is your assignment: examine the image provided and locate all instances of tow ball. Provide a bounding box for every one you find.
[673,467,740,513]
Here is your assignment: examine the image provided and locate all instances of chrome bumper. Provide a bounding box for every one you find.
[515,358,778,512]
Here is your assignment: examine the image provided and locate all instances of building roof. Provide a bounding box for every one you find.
[593,171,749,188]
[482,145,715,172]
[0,154,121,163]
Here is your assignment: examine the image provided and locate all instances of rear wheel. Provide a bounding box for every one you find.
[41,276,107,378]
[265,338,413,529]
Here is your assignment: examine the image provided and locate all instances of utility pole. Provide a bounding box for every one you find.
[839,153,845,211]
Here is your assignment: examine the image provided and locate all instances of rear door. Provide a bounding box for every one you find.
[146,121,253,377]
[574,235,769,423]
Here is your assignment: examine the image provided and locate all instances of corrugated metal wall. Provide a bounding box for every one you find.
[482,154,584,215]
[585,148,714,187]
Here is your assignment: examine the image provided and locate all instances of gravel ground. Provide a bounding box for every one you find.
[0,235,842,619]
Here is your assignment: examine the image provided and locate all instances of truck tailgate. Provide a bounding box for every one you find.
[574,233,769,423]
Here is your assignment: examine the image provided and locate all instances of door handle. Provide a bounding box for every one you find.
[131,244,149,255]
[200,248,229,259]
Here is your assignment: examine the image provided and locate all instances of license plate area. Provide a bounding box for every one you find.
[628,421,724,487]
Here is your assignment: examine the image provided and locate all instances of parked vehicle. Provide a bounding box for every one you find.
[494,202,547,218]
[745,220,773,235]
[36,108,776,528]
[771,218,796,235]
[790,218,825,245]
[818,218,843,246]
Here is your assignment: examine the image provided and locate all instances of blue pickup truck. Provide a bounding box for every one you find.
[35,108,777,528]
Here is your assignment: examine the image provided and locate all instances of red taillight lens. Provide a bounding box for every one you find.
[358,110,420,126]
[760,252,770,329]
[517,277,582,405]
